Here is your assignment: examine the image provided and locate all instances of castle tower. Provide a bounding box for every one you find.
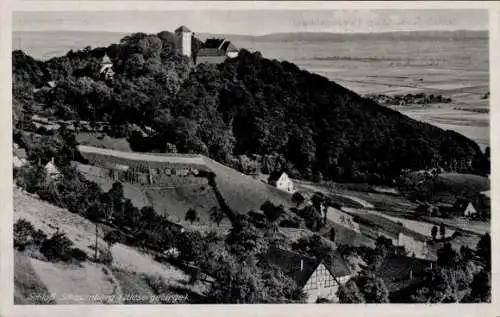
[174,25,192,58]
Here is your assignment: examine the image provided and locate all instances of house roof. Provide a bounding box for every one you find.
[264,246,321,287]
[323,250,352,277]
[263,246,351,288]
[268,171,286,183]
[198,39,238,57]
[204,38,225,49]
[454,198,473,212]
[175,25,192,33]
[197,48,227,57]
[375,255,433,292]
[220,41,238,52]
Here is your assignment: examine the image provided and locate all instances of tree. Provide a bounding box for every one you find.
[439,223,446,239]
[209,207,225,226]
[328,227,336,243]
[431,225,438,240]
[355,273,390,303]
[226,215,261,257]
[476,233,491,270]
[261,200,284,225]
[467,269,490,302]
[291,192,305,207]
[337,279,365,303]
[185,208,199,223]
[437,243,458,267]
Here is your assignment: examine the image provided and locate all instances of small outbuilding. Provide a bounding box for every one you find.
[268,171,295,193]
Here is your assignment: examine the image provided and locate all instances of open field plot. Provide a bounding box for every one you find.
[366,209,455,239]
[144,186,219,224]
[437,173,490,192]
[423,217,490,236]
[76,133,132,152]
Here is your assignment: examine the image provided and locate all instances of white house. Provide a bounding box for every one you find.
[453,199,478,217]
[264,246,352,303]
[268,171,295,193]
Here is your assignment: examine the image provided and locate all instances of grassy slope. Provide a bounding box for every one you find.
[14,187,110,257]
[14,251,54,304]
[202,156,294,214]
[436,172,490,193]
[76,146,295,223]
[14,187,202,304]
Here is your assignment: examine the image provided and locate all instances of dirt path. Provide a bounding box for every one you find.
[296,182,375,209]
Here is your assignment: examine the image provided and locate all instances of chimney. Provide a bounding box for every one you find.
[300,259,304,271]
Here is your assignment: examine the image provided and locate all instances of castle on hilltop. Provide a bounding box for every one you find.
[174,25,239,64]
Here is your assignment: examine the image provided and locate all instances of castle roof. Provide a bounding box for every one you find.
[175,25,192,33]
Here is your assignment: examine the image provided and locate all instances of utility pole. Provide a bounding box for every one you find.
[95,222,99,264]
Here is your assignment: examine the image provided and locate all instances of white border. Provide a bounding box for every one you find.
[2,2,499,317]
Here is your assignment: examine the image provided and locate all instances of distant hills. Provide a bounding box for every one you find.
[199,29,488,42]
[13,29,487,59]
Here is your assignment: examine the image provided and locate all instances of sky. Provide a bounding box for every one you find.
[13,10,488,35]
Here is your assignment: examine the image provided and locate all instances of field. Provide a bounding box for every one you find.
[76,133,132,152]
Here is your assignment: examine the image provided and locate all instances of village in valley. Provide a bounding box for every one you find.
[12,17,491,305]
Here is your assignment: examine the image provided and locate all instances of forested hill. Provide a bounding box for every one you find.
[12,31,488,184]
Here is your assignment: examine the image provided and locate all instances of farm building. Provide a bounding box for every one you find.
[268,171,295,193]
[453,198,477,217]
[264,246,351,303]
[196,38,239,64]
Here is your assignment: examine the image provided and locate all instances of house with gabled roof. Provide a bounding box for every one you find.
[263,246,352,303]
[196,38,239,64]
[453,198,477,217]
[268,171,295,193]
[99,53,114,81]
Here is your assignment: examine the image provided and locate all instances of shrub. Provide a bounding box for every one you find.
[103,230,125,245]
[13,219,47,251]
[70,247,88,262]
[97,246,114,265]
[40,231,74,262]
